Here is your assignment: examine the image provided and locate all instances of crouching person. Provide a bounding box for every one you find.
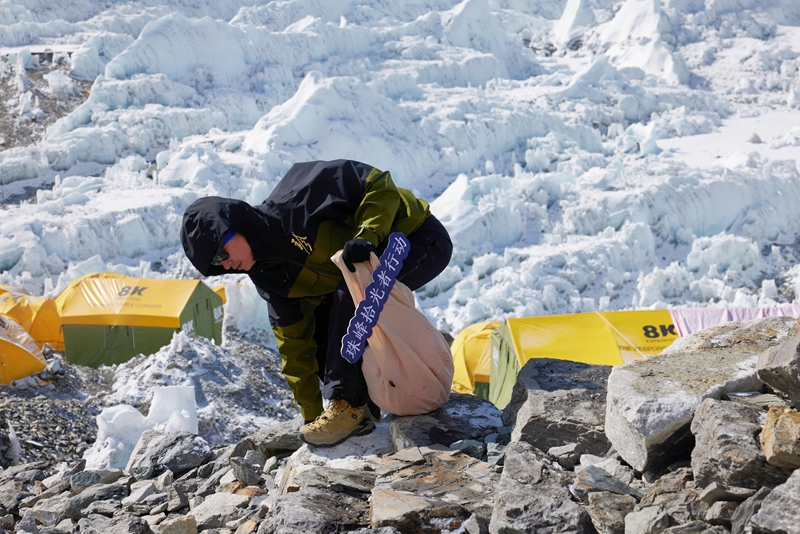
[180,159,452,446]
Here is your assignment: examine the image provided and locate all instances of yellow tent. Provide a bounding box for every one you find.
[450,321,499,395]
[213,284,227,304]
[0,315,47,384]
[56,273,223,368]
[0,284,63,351]
[452,310,679,409]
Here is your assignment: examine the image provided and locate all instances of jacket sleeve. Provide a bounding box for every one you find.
[352,167,402,246]
[264,292,324,421]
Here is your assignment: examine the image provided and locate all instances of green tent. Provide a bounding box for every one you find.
[57,274,223,367]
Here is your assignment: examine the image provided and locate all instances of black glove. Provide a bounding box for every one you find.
[342,238,376,272]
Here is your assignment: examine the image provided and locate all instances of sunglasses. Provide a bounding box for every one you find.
[211,251,229,266]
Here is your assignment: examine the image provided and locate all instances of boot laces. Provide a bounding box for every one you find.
[306,399,359,430]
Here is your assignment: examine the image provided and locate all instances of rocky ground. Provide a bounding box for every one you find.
[0,328,296,468]
[1,317,800,534]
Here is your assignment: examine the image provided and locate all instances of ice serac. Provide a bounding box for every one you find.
[551,0,596,50]
[605,316,794,474]
[241,71,439,193]
[104,12,251,83]
[591,0,688,85]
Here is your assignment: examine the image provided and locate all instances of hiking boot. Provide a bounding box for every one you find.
[298,399,375,447]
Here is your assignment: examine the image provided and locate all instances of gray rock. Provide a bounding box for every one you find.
[16,510,38,534]
[194,465,231,497]
[0,488,33,514]
[76,513,153,534]
[155,469,174,491]
[586,491,636,534]
[243,449,266,469]
[699,482,756,504]
[372,446,499,526]
[485,442,505,466]
[158,514,197,534]
[730,487,770,534]
[167,484,189,512]
[691,398,791,490]
[0,460,48,484]
[371,488,469,531]
[549,443,579,469]
[122,482,155,507]
[343,528,400,534]
[624,505,673,533]
[704,500,737,526]
[756,330,800,407]
[504,359,611,460]
[290,465,377,493]
[606,317,792,474]
[20,480,71,510]
[64,482,128,519]
[661,521,707,533]
[70,469,123,493]
[489,441,593,533]
[450,439,486,460]
[573,465,643,502]
[247,418,304,457]
[126,430,212,480]
[462,513,489,534]
[748,469,800,533]
[637,468,707,525]
[30,494,68,527]
[84,499,121,517]
[230,456,261,486]
[186,491,250,530]
[0,416,19,469]
[390,393,502,451]
[269,487,369,534]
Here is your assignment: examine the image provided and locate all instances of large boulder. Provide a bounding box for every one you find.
[503,359,611,464]
[605,317,793,474]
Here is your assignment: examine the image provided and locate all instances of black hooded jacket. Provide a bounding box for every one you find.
[182,158,430,299]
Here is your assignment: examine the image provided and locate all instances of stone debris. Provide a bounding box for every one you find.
[0,317,798,532]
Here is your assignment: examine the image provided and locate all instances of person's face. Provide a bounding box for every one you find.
[220,232,255,271]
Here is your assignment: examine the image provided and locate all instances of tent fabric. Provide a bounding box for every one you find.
[59,276,208,328]
[458,305,800,410]
[485,309,677,409]
[450,321,499,394]
[0,315,46,384]
[56,273,223,368]
[669,305,800,336]
[0,285,63,350]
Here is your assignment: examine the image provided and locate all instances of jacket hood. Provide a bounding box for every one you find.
[181,196,270,276]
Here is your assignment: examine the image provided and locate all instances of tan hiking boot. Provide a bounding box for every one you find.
[298,399,375,447]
